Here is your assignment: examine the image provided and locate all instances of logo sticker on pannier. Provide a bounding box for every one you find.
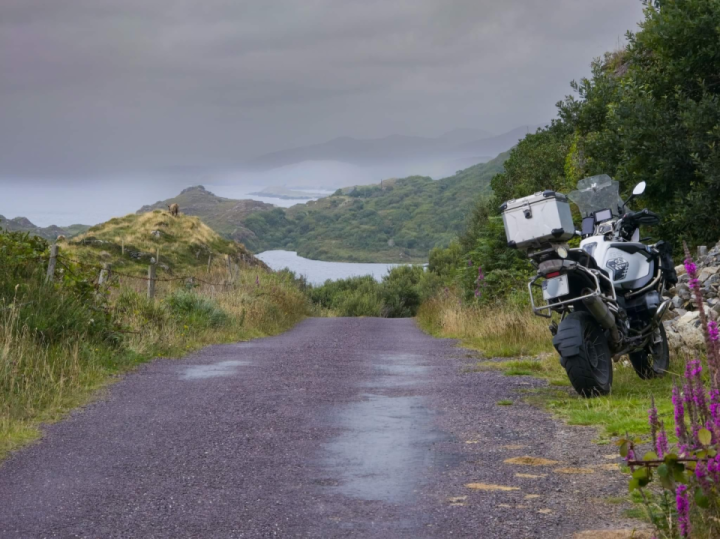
[606,257,630,281]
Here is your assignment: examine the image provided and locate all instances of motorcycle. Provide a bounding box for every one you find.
[500,175,677,397]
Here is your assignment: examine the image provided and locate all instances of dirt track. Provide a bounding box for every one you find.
[0,318,638,538]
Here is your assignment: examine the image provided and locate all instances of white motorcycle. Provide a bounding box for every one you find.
[500,175,677,396]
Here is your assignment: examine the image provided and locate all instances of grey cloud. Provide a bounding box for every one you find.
[0,0,645,177]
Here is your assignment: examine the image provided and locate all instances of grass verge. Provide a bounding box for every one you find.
[417,290,685,442]
[0,231,310,460]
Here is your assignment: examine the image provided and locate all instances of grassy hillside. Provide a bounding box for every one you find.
[67,210,266,276]
[137,186,275,245]
[242,151,509,262]
[0,215,89,241]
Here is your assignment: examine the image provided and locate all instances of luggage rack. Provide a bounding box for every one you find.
[528,265,617,319]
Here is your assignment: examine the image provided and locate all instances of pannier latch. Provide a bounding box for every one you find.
[523,202,532,219]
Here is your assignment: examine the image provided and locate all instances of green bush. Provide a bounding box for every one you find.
[307,266,439,318]
[164,290,229,329]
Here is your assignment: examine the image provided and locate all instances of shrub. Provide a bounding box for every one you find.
[164,290,229,329]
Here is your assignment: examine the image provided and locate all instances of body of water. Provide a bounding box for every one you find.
[256,250,403,285]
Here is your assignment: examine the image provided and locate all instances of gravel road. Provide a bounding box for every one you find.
[0,318,640,538]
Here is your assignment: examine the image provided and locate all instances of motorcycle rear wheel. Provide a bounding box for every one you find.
[628,324,670,379]
[553,311,613,397]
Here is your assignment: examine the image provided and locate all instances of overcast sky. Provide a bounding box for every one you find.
[0,0,646,180]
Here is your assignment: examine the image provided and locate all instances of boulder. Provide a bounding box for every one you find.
[676,264,687,277]
[676,311,705,349]
[676,283,692,301]
[664,322,684,352]
[671,296,684,310]
[698,266,719,283]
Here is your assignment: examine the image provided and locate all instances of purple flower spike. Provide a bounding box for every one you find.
[696,460,712,494]
[709,321,719,343]
[656,423,669,458]
[673,382,688,443]
[676,484,691,537]
[684,258,697,277]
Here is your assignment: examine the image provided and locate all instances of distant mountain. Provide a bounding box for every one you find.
[0,215,90,241]
[136,185,275,244]
[240,151,510,263]
[243,126,535,172]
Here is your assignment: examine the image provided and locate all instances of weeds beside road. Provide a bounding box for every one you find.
[0,229,309,459]
[417,289,683,441]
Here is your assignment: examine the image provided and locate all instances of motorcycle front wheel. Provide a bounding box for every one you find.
[553,311,613,397]
[628,324,670,379]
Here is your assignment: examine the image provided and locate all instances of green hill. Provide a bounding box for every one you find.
[242,152,509,262]
[137,186,275,245]
[66,210,266,276]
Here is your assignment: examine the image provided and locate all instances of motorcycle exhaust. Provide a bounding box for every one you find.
[654,299,671,322]
[581,291,622,348]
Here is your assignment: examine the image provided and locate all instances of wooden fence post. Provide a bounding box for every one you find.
[121,238,125,256]
[147,263,156,300]
[98,263,111,286]
[46,244,58,283]
[207,253,212,274]
[226,255,234,281]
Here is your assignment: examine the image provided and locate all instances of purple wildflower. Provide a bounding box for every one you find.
[656,422,669,458]
[708,454,720,483]
[624,447,635,465]
[648,397,659,451]
[711,389,720,428]
[676,484,691,537]
[688,359,709,422]
[467,259,473,267]
[684,243,720,385]
[695,460,712,494]
[709,320,719,343]
[684,258,697,277]
[673,382,688,444]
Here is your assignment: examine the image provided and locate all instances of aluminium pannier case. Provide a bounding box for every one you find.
[500,190,574,250]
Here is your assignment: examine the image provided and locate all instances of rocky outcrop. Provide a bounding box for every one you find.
[663,241,720,354]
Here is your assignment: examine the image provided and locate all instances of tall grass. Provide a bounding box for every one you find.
[417,290,553,357]
[0,239,309,459]
[418,289,687,442]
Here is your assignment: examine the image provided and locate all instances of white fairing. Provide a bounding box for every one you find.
[580,235,652,290]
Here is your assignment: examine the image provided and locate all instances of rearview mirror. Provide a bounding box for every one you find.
[633,181,646,196]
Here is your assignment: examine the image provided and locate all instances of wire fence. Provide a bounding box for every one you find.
[46,252,255,298]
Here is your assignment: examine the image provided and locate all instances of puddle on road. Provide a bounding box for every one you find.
[181,360,250,380]
[323,393,454,503]
[360,353,430,389]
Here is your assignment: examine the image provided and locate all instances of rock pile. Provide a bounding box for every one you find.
[663,242,720,353]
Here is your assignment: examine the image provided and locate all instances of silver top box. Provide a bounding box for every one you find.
[500,190,575,250]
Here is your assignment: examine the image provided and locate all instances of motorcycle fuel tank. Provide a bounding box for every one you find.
[580,236,654,290]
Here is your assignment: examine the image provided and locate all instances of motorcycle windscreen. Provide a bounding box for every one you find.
[568,175,624,217]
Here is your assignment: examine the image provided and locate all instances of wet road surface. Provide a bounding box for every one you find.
[0,318,636,538]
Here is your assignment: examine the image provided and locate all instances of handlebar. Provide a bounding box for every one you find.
[622,209,660,227]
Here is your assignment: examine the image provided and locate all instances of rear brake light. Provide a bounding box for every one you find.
[546,271,561,278]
